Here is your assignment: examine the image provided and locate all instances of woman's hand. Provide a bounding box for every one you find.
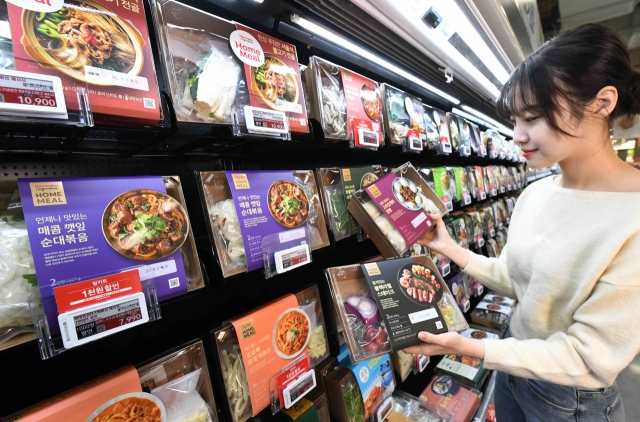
[417,213,471,269]
[417,213,457,255]
[403,332,485,360]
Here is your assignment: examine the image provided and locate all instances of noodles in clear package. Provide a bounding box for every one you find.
[151,369,214,422]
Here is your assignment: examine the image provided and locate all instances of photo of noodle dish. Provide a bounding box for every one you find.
[268,180,310,228]
[272,308,310,359]
[20,0,145,84]
[250,54,299,111]
[87,392,166,422]
[398,263,443,305]
[103,190,189,260]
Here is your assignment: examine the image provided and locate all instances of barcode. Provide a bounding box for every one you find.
[168,277,180,289]
[436,321,443,329]
[97,325,105,333]
[63,321,70,342]
[143,98,156,109]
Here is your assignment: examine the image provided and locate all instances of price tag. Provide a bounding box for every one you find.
[275,243,310,274]
[499,223,504,230]
[507,184,512,191]
[358,128,380,147]
[417,355,429,372]
[441,142,452,154]
[500,187,506,193]
[476,284,484,296]
[506,217,510,225]
[244,106,289,135]
[476,238,485,248]
[408,130,423,151]
[491,189,498,196]
[463,145,471,156]
[282,370,316,409]
[376,397,393,422]
[444,201,453,212]
[440,262,450,277]
[490,229,496,237]
[480,145,487,156]
[463,195,472,205]
[58,292,149,349]
[0,69,67,118]
[479,191,487,200]
[461,298,470,313]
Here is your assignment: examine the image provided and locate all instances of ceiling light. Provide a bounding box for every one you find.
[254,0,264,3]
[292,15,460,105]
[461,105,513,137]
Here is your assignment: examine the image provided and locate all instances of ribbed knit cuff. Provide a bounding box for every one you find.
[461,251,483,277]
[482,339,511,370]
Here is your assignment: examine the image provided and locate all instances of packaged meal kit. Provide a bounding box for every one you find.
[199,170,329,278]
[138,340,217,422]
[274,396,330,422]
[471,296,514,330]
[347,162,446,258]
[422,104,440,151]
[447,114,460,154]
[325,350,395,422]
[431,167,456,212]
[306,56,384,147]
[392,390,455,422]
[429,107,452,155]
[5,0,162,127]
[325,255,468,363]
[435,327,498,390]
[380,83,425,149]
[419,375,481,422]
[448,273,470,313]
[316,166,384,242]
[212,285,330,422]
[452,167,471,205]
[151,0,308,133]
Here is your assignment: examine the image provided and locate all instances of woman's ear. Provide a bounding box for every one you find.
[594,86,618,117]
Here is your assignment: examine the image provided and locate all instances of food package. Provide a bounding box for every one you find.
[324,367,366,422]
[471,295,514,330]
[325,256,467,363]
[391,350,414,382]
[431,167,456,212]
[419,375,480,422]
[138,340,217,422]
[452,168,470,204]
[464,167,477,200]
[199,170,329,278]
[0,187,37,340]
[5,0,162,127]
[422,105,440,151]
[453,116,471,156]
[435,327,498,390]
[380,84,424,147]
[274,395,330,422]
[429,107,452,155]
[392,390,455,422]
[306,57,384,147]
[463,211,483,248]
[450,215,468,249]
[448,273,470,313]
[151,0,308,133]
[316,166,384,242]
[347,163,447,258]
[212,285,329,422]
[467,123,485,157]
[484,167,497,197]
[446,114,460,154]
[2,366,164,421]
[463,274,484,297]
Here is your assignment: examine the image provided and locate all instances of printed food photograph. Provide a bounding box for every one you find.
[470,330,488,339]
[431,375,453,395]
[103,190,189,260]
[391,177,431,212]
[88,392,165,422]
[363,385,385,420]
[360,172,379,189]
[360,84,382,121]
[398,264,443,305]
[21,1,144,83]
[272,308,310,359]
[251,54,299,111]
[268,180,310,228]
[486,304,502,311]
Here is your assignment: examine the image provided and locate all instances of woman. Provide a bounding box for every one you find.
[406,23,640,421]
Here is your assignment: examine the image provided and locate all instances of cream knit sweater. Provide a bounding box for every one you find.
[464,176,640,388]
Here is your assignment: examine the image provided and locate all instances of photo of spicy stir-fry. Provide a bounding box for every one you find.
[268,180,310,228]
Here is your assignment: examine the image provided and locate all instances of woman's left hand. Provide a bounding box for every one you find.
[403,332,485,359]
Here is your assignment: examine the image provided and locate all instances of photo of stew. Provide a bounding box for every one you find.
[360,84,382,121]
[398,263,443,305]
[21,0,144,84]
[251,54,299,111]
[268,180,310,228]
[470,331,488,339]
[360,172,379,189]
[88,393,165,422]
[486,304,502,311]
[273,308,310,359]
[103,190,189,260]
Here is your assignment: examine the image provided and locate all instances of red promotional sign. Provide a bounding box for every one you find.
[54,269,142,314]
[276,357,311,406]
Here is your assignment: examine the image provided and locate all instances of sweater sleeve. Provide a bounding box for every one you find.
[481,235,640,388]
[463,244,515,298]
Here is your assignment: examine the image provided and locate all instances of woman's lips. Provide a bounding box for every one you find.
[522,149,537,158]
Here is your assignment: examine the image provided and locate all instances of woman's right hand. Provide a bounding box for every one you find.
[416,213,457,255]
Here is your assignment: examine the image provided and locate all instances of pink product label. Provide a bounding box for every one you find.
[366,172,434,246]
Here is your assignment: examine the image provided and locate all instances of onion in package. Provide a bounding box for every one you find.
[152,368,214,422]
[0,191,37,337]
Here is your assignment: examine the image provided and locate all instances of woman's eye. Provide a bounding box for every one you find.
[525,116,540,123]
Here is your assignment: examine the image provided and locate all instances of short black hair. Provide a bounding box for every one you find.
[497,23,640,135]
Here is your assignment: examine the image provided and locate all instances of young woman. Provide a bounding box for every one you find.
[406,23,640,421]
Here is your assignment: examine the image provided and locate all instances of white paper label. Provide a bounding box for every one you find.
[500,187,506,193]
[462,299,470,313]
[490,229,496,237]
[411,212,428,228]
[463,146,471,156]
[506,217,511,225]
[477,238,485,248]
[499,223,504,230]
[463,195,472,205]
[283,370,316,409]
[445,201,453,212]
[480,145,487,156]
[275,244,310,274]
[278,228,306,243]
[230,30,264,67]
[135,259,177,281]
[408,308,439,324]
[480,191,487,200]
[376,397,393,422]
[6,0,63,12]
[491,189,498,196]
[440,263,451,276]
[84,66,149,91]
[442,143,452,154]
